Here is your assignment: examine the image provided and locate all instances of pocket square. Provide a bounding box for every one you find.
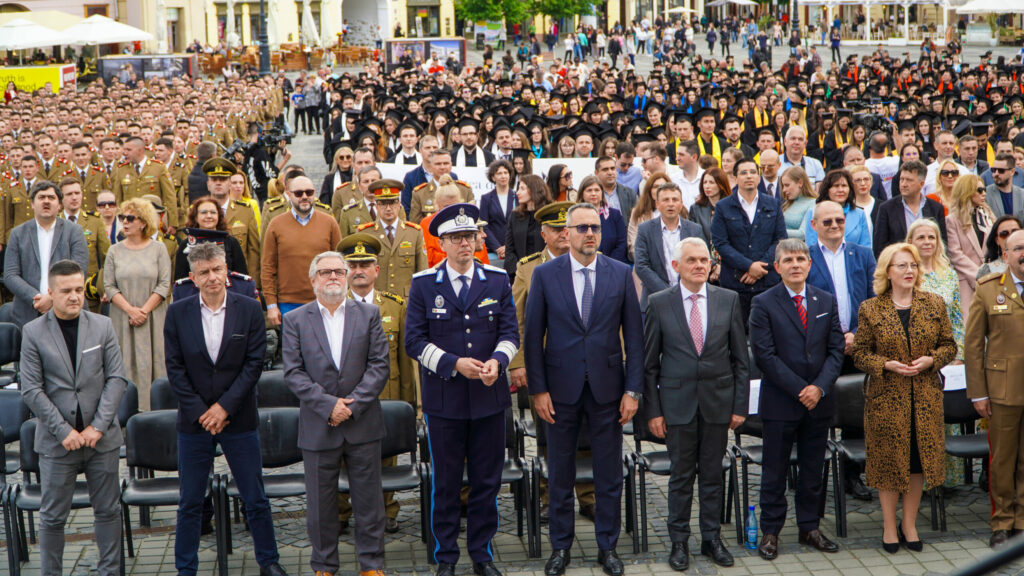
[815,313,828,318]
[82,345,101,354]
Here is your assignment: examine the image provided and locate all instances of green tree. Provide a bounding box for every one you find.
[534,0,600,22]
[455,0,533,26]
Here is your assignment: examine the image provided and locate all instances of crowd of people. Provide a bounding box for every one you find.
[3,23,1024,576]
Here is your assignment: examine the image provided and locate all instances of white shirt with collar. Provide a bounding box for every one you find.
[818,241,851,332]
[200,295,228,364]
[445,262,472,295]
[136,156,147,174]
[680,282,708,343]
[761,176,781,198]
[569,253,597,316]
[737,191,759,223]
[661,217,682,286]
[63,210,81,224]
[37,220,56,294]
[318,298,346,370]
[353,288,376,304]
[671,167,704,208]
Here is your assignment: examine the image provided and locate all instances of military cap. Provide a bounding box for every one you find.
[338,232,382,262]
[369,178,403,200]
[534,201,573,227]
[203,157,236,178]
[141,193,165,213]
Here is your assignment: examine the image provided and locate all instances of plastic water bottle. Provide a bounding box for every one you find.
[745,505,758,550]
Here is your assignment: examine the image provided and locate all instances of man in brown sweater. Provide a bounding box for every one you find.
[262,175,343,326]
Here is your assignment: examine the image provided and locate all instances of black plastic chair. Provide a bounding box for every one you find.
[0,389,29,476]
[828,373,869,538]
[0,322,21,388]
[930,389,989,532]
[149,378,178,411]
[632,404,739,550]
[117,382,139,460]
[531,413,636,555]
[121,410,225,570]
[255,370,299,408]
[8,420,94,575]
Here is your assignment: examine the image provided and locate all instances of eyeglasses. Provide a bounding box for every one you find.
[316,268,347,278]
[890,262,920,272]
[991,167,1011,174]
[571,224,602,234]
[820,217,845,227]
[998,228,1020,238]
[291,189,317,198]
[117,214,137,223]
[939,170,959,177]
[561,173,573,180]
[97,201,116,208]
[338,155,352,160]
[444,232,477,244]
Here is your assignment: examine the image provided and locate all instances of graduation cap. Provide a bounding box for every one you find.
[951,117,972,138]
[571,124,599,141]
[972,121,993,137]
[694,107,717,123]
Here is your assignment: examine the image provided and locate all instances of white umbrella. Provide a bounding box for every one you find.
[320,0,341,47]
[0,18,65,51]
[62,14,154,46]
[667,6,696,12]
[226,0,239,48]
[301,0,320,46]
[957,0,1024,12]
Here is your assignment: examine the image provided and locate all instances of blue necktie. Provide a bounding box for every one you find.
[581,269,593,326]
[458,276,470,307]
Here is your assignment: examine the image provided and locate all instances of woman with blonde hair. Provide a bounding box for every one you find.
[848,164,880,234]
[779,166,817,239]
[629,171,669,258]
[945,174,995,314]
[854,242,956,554]
[926,159,958,214]
[103,197,172,410]
[229,170,262,230]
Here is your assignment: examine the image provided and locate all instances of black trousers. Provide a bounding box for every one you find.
[665,413,730,543]
[759,415,831,535]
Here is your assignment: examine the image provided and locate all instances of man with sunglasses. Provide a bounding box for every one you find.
[984,153,1024,220]
[405,203,519,576]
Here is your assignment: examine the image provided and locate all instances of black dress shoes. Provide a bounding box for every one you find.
[385,517,400,533]
[758,534,779,560]
[436,562,457,576]
[700,537,734,567]
[259,563,289,576]
[544,549,571,576]
[597,549,624,576]
[799,529,839,553]
[668,542,689,571]
[991,530,1011,548]
[845,477,872,501]
[897,525,922,552]
[473,561,502,576]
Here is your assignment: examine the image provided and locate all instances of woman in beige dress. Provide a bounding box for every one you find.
[103,198,172,411]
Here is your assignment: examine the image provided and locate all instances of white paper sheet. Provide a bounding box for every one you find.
[941,364,967,391]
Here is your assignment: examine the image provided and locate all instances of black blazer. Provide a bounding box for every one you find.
[319,169,351,205]
[173,232,248,282]
[478,189,515,253]
[872,195,948,258]
[163,291,266,434]
[504,210,544,277]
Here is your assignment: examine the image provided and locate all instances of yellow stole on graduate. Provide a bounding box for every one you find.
[698,134,723,161]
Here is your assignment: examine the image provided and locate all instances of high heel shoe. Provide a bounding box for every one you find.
[898,525,923,552]
[881,539,900,554]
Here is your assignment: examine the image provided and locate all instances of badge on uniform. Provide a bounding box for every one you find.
[400,241,412,248]
[997,293,1006,304]
[426,199,433,206]
[354,217,360,225]
[479,298,497,307]
[994,304,1009,311]
[382,315,392,323]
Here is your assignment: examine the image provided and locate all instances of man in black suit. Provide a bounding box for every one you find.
[872,159,948,258]
[451,118,495,168]
[163,242,288,576]
[643,237,749,571]
[756,150,782,201]
[958,134,989,177]
[401,135,440,215]
[748,238,845,560]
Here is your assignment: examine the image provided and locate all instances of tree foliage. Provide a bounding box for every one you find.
[534,0,601,21]
[455,0,533,25]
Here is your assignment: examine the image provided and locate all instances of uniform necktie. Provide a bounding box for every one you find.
[767,182,774,198]
[369,202,377,221]
[136,164,141,175]
[689,294,704,355]
[458,275,470,306]
[581,268,593,326]
[386,225,394,244]
[44,162,51,174]
[793,295,807,330]
[81,170,87,182]
[69,214,76,224]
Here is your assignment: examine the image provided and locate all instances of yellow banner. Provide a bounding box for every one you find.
[0,64,77,94]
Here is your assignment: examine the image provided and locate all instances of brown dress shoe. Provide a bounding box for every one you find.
[758,534,779,560]
[799,529,839,552]
[991,530,1011,548]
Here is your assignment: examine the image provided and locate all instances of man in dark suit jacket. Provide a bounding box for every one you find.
[525,202,644,576]
[283,250,390,576]
[872,160,948,258]
[643,237,749,571]
[633,182,704,307]
[749,239,845,561]
[710,158,788,325]
[164,242,287,576]
[401,135,441,215]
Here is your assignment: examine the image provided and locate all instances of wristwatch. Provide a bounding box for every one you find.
[625,391,641,401]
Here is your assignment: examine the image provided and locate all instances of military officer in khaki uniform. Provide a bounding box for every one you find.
[203,158,263,288]
[154,137,190,208]
[966,229,1024,549]
[35,134,72,181]
[355,179,428,297]
[111,136,180,230]
[334,232,415,533]
[409,176,474,223]
[0,155,41,245]
[506,202,596,521]
[66,142,108,212]
[59,177,110,313]
[337,170,407,237]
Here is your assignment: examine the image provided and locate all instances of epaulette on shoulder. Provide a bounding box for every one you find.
[62,168,74,176]
[380,290,405,305]
[228,271,253,281]
[403,221,421,230]
[482,263,508,275]
[265,196,286,206]
[979,271,1003,284]
[357,222,375,230]
[315,201,330,209]
[163,233,176,240]
[175,162,185,168]
[343,202,361,212]
[335,181,352,190]
[456,180,470,187]
[174,277,193,286]
[91,164,105,173]
[413,182,429,190]
[86,210,98,217]
[412,268,436,279]
[118,160,130,166]
[518,252,542,265]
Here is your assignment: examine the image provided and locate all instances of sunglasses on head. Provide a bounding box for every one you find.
[117,214,137,223]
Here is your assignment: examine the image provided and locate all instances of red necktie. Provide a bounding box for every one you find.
[793,295,807,330]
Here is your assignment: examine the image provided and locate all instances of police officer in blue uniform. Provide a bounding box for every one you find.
[405,203,520,576]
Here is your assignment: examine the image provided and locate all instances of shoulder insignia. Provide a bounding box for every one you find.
[343,202,361,212]
[482,263,508,275]
[175,162,185,168]
[92,165,105,173]
[174,277,192,286]
[412,268,436,279]
[266,196,285,206]
[519,252,542,265]
[413,182,429,191]
[402,221,421,230]
[456,180,470,187]
[357,222,375,230]
[380,291,405,305]
[62,168,74,176]
[979,271,1003,285]
[87,210,98,217]
[228,271,253,281]
[335,181,352,190]
[118,160,130,166]
[315,201,330,209]
[164,233,176,240]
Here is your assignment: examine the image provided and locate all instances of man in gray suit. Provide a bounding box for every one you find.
[20,259,127,576]
[283,250,390,576]
[985,153,1024,220]
[3,181,89,328]
[595,156,637,225]
[643,237,749,571]
[633,182,705,308]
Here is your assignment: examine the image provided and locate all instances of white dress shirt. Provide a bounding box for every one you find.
[680,283,708,342]
[446,262,472,294]
[37,221,55,294]
[738,192,759,223]
[671,167,704,209]
[353,289,376,304]
[819,241,851,332]
[661,217,682,285]
[200,296,228,363]
[569,254,597,316]
[318,299,346,370]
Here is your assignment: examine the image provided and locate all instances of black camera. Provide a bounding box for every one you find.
[858,114,892,135]
[224,139,253,159]
[259,126,291,149]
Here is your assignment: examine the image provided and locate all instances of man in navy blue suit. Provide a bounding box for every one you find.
[524,203,644,576]
[163,242,287,576]
[401,135,440,214]
[711,157,788,326]
[749,238,845,561]
[405,203,520,576]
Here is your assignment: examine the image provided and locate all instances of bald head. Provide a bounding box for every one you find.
[760,149,780,180]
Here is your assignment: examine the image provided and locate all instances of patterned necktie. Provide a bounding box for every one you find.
[386,225,394,244]
[458,276,470,306]
[369,202,377,221]
[689,294,704,355]
[581,268,593,326]
[767,182,774,198]
[793,295,807,330]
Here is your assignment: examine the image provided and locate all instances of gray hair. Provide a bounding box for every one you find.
[673,237,710,263]
[308,251,348,278]
[357,165,381,180]
[565,202,599,226]
[774,238,810,263]
[187,242,227,270]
